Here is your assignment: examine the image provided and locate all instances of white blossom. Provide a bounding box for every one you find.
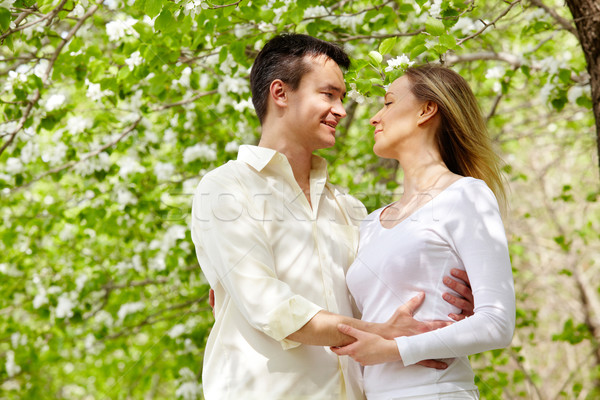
[538,56,560,75]
[59,223,77,241]
[44,94,66,111]
[118,156,146,177]
[219,76,249,95]
[567,85,584,104]
[20,140,38,163]
[95,310,114,327]
[429,0,442,18]
[183,143,217,163]
[116,187,137,207]
[224,141,240,153]
[155,162,175,181]
[125,50,144,71]
[493,81,502,94]
[232,98,254,112]
[55,293,75,319]
[33,59,49,79]
[66,115,93,134]
[149,254,166,271]
[105,18,138,42]
[86,79,113,101]
[176,382,202,400]
[347,83,366,105]
[304,6,328,18]
[4,70,27,92]
[220,55,236,75]
[539,82,554,104]
[117,302,145,322]
[173,67,192,88]
[5,351,20,378]
[11,332,26,348]
[4,158,23,175]
[72,4,85,17]
[41,142,68,165]
[75,274,88,292]
[384,54,414,72]
[485,66,505,80]
[453,17,475,35]
[257,21,276,32]
[168,324,186,339]
[74,152,111,176]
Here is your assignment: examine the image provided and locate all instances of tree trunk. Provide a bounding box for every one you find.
[565,0,600,173]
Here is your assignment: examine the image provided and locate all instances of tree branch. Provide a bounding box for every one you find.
[10,116,142,193]
[528,0,579,38]
[0,2,102,158]
[0,0,68,42]
[151,89,218,111]
[457,0,522,46]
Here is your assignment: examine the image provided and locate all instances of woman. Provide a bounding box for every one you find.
[331,65,516,399]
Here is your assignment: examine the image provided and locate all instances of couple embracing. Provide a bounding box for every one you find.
[191,33,515,400]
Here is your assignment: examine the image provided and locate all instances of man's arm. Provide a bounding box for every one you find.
[287,292,449,346]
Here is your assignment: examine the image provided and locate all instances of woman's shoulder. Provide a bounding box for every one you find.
[445,176,501,215]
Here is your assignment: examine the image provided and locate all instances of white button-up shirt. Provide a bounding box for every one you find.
[191,145,367,400]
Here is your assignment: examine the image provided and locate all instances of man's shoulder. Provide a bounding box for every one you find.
[197,160,255,190]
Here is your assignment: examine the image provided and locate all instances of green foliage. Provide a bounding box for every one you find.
[0,0,599,399]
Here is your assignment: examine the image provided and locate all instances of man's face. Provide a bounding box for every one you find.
[284,55,347,152]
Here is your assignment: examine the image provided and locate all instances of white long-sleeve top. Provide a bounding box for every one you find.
[191,145,367,400]
[346,177,515,400]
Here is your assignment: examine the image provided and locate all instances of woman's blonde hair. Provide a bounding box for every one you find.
[404,64,507,211]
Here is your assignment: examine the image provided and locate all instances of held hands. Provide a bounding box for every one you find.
[330,324,447,369]
[330,324,400,366]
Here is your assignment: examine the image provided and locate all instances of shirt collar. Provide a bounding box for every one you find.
[237,145,329,179]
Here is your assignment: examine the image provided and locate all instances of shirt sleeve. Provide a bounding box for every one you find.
[191,170,323,349]
[396,180,515,366]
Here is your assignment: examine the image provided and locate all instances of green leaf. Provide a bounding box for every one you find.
[558,68,571,84]
[439,34,456,49]
[144,0,163,19]
[155,9,175,33]
[410,44,427,59]
[368,51,383,65]
[426,17,446,36]
[378,37,397,55]
[0,7,11,32]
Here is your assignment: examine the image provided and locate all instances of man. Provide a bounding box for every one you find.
[191,34,473,400]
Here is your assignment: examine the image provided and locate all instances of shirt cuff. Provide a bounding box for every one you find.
[395,336,418,366]
[264,294,323,350]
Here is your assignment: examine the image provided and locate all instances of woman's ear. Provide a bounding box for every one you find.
[269,79,288,108]
[417,101,438,126]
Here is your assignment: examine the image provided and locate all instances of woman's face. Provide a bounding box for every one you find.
[369,76,424,159]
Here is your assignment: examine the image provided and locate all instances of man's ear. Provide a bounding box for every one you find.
[269,79,288,108]
[417,101,438,126]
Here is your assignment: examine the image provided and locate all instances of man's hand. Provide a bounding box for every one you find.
[208,288,215,317]
[442,268,474,321]
[380,292,452,339]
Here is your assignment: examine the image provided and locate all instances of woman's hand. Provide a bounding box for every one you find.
[330,324,401,366]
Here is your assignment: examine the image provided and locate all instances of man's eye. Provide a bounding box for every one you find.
[323,92,333,98]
